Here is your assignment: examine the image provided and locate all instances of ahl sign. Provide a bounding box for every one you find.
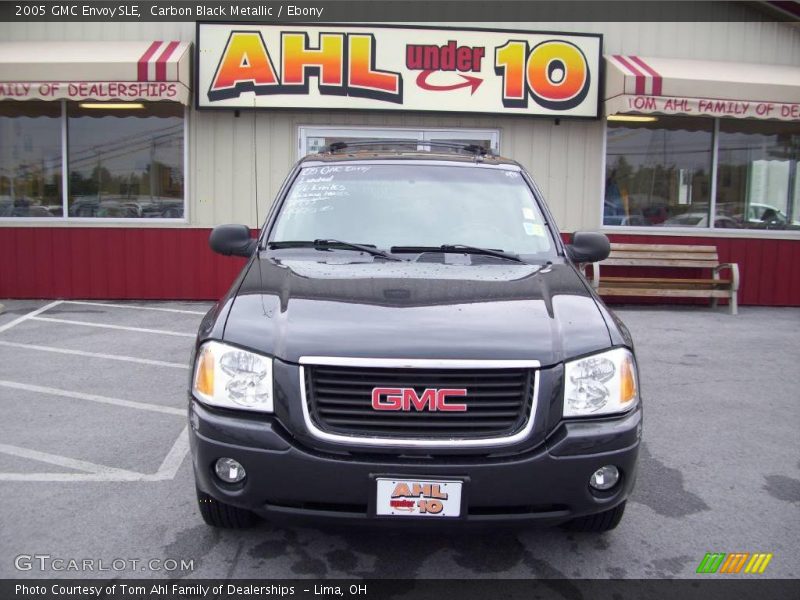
[196,24,602,118]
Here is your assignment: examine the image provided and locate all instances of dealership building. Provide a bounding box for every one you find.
[0,6,798,305]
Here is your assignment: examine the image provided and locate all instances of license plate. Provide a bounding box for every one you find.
[375,478,463,518]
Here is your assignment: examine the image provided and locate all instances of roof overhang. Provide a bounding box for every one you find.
[605,55,800,121]
[0,41,191,104]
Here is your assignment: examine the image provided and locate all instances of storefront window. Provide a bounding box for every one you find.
[0,101,185,219]
[604,116,713,228]
[605,116,800,232]
[716,119,800,230]
[67,102,184,218]
[0,101,62,217]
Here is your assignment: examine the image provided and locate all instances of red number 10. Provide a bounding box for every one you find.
[494,40,591,111]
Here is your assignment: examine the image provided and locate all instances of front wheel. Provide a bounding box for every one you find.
[562,501,626,533]
[196,488,258,528]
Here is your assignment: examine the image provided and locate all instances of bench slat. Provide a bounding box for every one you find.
[608,251,719,261]
[602,258,721,268]
[597,287,731,298]
[600,283,726,290]
[609,243,718,252]
[599,277,731,285]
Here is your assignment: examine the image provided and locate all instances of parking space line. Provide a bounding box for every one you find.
[0,428,190,482]
[0,340,190,370]
[0,300,63,334]
[64,300,207,315]
[0,472,145,482]
[0,300,193,484]
[0,380,185,416]
[29,316,196,338]
[0,443,144,477]
[148,426,190,481]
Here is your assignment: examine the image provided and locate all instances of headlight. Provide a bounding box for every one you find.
[192,341,274,413]
[563,347,638,417]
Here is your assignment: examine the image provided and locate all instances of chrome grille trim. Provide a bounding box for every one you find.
[299,356,541,448]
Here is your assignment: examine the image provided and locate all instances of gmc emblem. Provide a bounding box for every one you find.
[371,387,467,412]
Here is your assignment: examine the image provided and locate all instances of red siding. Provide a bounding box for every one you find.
[0,228,798,305]
[0,228,245,301]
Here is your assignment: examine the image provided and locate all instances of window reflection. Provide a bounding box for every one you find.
[67,102,184,219]
[304,137,496,155]
[604,116,713,227]
[0,101,62,217]
[301,128,499,157]
[716,119,800,230]
[305,136,418,155]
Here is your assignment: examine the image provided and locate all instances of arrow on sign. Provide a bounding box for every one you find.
[415,70,483,95]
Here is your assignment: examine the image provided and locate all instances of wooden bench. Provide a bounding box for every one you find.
[585,243,740,315]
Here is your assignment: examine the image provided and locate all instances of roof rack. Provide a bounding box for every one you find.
[320,139,494,157]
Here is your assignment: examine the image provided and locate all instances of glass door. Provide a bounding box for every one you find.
[298,126,499,158]
[298,127,420,157]
[422,129,499,153]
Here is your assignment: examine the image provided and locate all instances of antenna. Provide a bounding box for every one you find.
[250,98,269,318]
[252,98,260,228]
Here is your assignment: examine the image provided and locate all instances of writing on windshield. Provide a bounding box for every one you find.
[272,164,555,257]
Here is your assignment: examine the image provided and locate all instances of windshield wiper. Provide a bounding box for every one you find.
[390,244,525,263]
[269,239,403,261]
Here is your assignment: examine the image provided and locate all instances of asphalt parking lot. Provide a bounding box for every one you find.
[0,299,798,579]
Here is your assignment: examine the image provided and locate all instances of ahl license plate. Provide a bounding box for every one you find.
[375,478,463,518]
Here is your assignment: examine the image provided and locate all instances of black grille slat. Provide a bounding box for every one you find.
[313,379,525,389]
[318,408,521,418]
[323,418,517,428]
[316,399,523,409]
[314,387,524,398]
[313,367,524,375]
[305,364,534,440]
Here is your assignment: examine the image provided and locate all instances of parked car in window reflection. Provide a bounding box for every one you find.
[743,203,800,228]
[661,213,741,228]
[603,214,648,226]
[0,198,57,218]
[141,199,184,218]
[68,196,183,219]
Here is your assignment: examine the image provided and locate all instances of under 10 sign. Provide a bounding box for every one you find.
[196,24,602,118]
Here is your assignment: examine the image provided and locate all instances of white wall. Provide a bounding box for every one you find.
[187,110,603,232]
[2,9,799,231]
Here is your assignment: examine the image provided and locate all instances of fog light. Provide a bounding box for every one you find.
[589,465,619,491]
[214,458,246,483]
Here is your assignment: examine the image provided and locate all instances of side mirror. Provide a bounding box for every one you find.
[566,231,610,263]
[209,224,257,257]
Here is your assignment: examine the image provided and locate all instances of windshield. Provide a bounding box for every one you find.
[270,164,556,258]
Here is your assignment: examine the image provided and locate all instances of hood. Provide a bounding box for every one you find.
[222,255,613,366]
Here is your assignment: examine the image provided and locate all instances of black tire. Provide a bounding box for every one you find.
[196,488,258,528]
[562,501,626,533]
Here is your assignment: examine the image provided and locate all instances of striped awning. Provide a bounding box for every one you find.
[0,41,191,104]
[605,55,800,121]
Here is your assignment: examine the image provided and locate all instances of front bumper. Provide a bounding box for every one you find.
[190,400,642,524]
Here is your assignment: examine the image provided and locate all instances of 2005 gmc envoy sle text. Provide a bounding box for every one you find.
[189,141,642,532]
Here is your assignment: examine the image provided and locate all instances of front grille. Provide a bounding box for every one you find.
[304,365,534,439]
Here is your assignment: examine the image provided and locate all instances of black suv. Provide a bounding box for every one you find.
[190,142,641,531]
